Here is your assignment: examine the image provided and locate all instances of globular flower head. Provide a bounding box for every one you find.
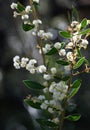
[13,11,19,18]
[71,21,79,27]
[25,5,32,13]
[50,67,57,75]
[13,55,20,63]
[21,57,29,68]
[52,118,59,124]
[59,49,66,56]
[13,62,20,69]
[33,0,39,4]
[43,32,53,40]
[66,42,74,49]
[33,19,42,27]
[10,2,17,9]
[28,59,37,66]
[80,39,89,49]
[37,65,47,73]
[43,74,52,80]
[38,95,45,100]
[66,51,74,61]
[54,42,61,50]
[48,107,54,113]
[21,14,29,20]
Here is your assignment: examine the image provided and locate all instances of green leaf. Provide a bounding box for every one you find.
[77,48,82,58]
[65,114,81,121]
[33,2,39,11]
[61,42,65,49]
[22,23,35,31]
[46,47,58,55]
[59,31,71,38]
[56,59,70,66]
[23,80,45,90]
[79,28,90,35]
[81,18,87,29]
[36,119,58,127]
[68,79,81,99]
[17,2,25,12]
[84,58,89,66]
[73,57,85,69]
[24,99,41,109]
[72,7,79,21]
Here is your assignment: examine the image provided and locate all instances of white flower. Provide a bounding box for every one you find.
[25,59,37,73]
[51,67,57,75]
[56,81,65,90]
[59,49,66,56]
[44,100,49,104]
[13,11,18,18]
[87,20,90,24]
[66,42,74,49]
[66,52,74,61]
[13,62,20,69]
[53,91,61,100]
[39,44,51,54]
[13,55,20,63]
[39,47,48,54]
[59,93,66,100]
[37,30,53,40]
[80,39,89,49]
[49,100,56,106]
[71,21,78,27]
[33,0,39,4]
[21,14,29,20]
[54,42,61,49]
[43,74,51,80]
[37,65,47,73]
[43,32,53,40]
[71,32,81,43]
[13,56,20,69]
[40,100,49,110]
[49,82,56,93]
[48,107,54,113]
[43,81,48,87]
[38,95,45,100]
[29,59,37,66]
[37,30,45,37]
[45,44,51,51]
[52,118,59,124]
[40,102,48,110]
[26,63,36,74]
[25,6,32,13]
[10,2,17,9]
[43,87,48,93]
[57,81,68,93]
[21,57,29,68]
[29,68,36,74]
[33,19,42,27]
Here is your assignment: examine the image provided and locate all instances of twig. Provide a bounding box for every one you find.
[29,0,46,65]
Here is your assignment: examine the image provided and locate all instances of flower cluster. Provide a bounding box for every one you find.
[32,29,53,40]
[11,2,53,41]
[30,80,68,122]
[10,2,32,20]
[40,20,89,64]
[13,56,47,74]
[11,0,90,129]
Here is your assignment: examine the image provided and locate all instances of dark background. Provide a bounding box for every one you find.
[0,0,90,130]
